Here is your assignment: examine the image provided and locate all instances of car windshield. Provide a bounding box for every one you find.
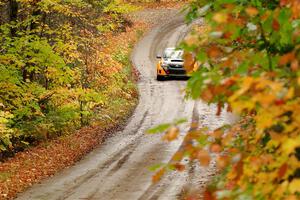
[163,49,183,60]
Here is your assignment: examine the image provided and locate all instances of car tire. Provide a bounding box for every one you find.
[157,75,165,81]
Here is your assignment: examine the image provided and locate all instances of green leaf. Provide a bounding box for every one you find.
[147,123,171,134]
[175,118,188,125]
[235,62,249,75]
[148,163,165,172]
[196,51,207,62]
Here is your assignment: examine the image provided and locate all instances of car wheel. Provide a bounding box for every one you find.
[157,75,165,81]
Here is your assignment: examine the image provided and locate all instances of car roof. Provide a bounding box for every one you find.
[164,47,183,52]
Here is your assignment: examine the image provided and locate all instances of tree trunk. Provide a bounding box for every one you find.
[8,0,18,36]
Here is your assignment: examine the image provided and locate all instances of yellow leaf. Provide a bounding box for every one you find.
[229,77,254,102]
[289,179,300,193]
[227,170,237,180]
[255,109,278,131]
[285,87,295,100]
[285,195,298,200]
[281,138,300,155]
[213,13,228,23]
[253,93,275,108]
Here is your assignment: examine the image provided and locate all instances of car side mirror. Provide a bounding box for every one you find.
[156,55,162,59]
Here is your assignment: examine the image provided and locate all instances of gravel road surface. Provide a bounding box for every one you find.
[16,9,236,200]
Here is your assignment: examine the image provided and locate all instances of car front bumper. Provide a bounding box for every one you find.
[163,67,189,77]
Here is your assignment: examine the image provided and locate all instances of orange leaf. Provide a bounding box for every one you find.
[196,150,210,166]
[272,19,280,31]
[184,52,196,73]
[171,151,184,162]
[291,59,299,71]
[152,168,165,183]
[201,88,214,102]
[223,31,232,39]
[292,1,300,19]
[173,163,185,172]
[162,126,179,142]
[207,46,221,58]
[210,144,222,153]
[225,180,236,190]
[216,155,229,170]
[227,170,237,180]
[203,189,216,200]
[279,52,295,65]
[233,160,243,180]
[280,0,289,6]
[245,7,259,17]
[211,128,223,139]
[185,196,199,200]
[277,163,288,179]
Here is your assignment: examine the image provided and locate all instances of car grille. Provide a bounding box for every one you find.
[169,64,183,68]
[170,60,183,62]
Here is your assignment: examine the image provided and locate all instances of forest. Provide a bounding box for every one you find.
[0,0,140,159]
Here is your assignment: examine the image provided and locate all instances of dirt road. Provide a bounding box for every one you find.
[16,10,236,200]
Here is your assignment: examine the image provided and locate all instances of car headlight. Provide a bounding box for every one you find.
[161,62,168,69]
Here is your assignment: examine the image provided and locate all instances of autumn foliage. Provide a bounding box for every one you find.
[0,0,138,159]
[152,0,300,199]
